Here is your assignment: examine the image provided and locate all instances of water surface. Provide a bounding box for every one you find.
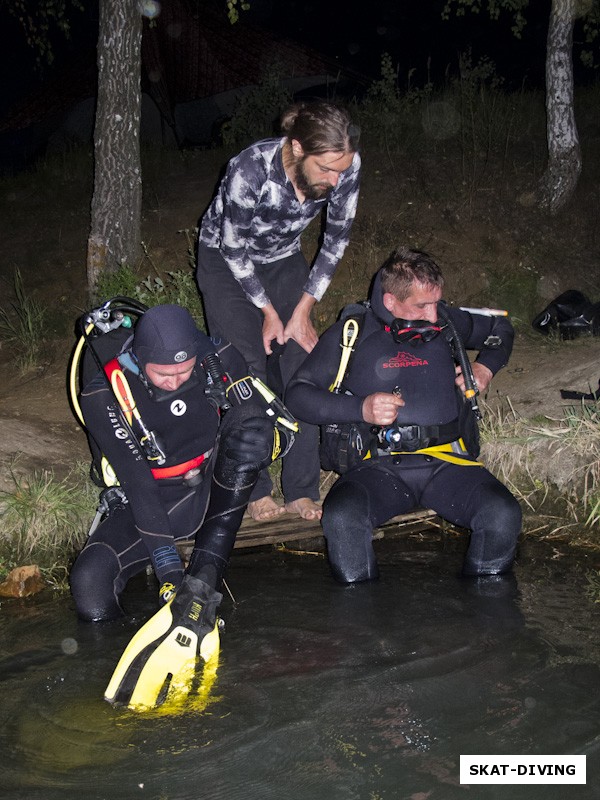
[0,531,598,800]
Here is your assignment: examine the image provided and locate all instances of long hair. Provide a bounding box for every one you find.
[380,247,444,301]
[280,101,360,155]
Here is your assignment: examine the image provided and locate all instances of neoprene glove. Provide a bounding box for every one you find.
[224,415,273,473]
[158,568,185,606]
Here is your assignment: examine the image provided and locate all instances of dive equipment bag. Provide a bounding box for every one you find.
[532,290,600,339]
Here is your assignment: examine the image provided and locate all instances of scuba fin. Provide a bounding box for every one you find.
[104,575,222,711]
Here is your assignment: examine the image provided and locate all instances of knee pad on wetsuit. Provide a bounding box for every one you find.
[462,483,522,576]
[322,480,379,584]
[70,542,124,622]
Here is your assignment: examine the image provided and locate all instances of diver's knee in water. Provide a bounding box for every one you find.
[322,480,378,584]
[463,483,522,576]
[70,542,124,622]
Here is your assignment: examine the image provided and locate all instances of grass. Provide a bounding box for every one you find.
[585,570,600,603]
[93,229,207,331]
[480,397,600,548]
[0,461,98,587]
[0,267,47,372]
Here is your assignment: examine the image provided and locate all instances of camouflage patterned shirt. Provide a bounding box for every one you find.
[199,137,361,308]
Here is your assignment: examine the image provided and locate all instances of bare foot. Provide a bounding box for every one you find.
[284,497,323,521]
[247,496,285,521]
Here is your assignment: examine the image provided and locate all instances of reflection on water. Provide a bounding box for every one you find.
[0,533,598,800]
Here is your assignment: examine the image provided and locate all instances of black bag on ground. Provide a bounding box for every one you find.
[531,290,600,338]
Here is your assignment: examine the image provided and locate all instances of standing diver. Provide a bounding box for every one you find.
[70,304,295,708]
[286,247,522,583]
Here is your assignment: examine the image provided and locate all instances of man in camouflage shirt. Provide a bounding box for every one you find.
[197,101,361,521]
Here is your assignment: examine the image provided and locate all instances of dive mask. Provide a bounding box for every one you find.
[389,318,442,344]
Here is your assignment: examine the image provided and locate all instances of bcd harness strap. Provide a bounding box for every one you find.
[150,452,213,479]
[225,373,299,461]
[330,317,360,393]
[388,439,482,467]
[329,309,482,467]
[103,357,211,481]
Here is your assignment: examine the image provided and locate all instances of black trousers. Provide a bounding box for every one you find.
[196,243,320,503]
[321,455,522,583]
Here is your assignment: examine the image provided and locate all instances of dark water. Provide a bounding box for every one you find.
[0,532,598,800]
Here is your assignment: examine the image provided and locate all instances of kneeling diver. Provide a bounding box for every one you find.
[70,303,296,708]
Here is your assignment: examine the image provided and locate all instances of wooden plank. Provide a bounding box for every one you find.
[178,508,438,556]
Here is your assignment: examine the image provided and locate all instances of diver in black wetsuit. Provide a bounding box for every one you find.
[70,304,290,621]
[286,247,522,583]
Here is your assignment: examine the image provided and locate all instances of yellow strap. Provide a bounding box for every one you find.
[227,375,299,433]
[69,324,95,426]
[101,456,120,487]
[110,367,136,426]
[388,439,483,467]
[109,366,161,460]
[272,427,281,461]
[329,318,359,393]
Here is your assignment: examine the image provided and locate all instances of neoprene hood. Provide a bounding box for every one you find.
[132,305,212,366]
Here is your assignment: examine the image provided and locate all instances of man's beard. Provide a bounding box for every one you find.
[294,159,332,200]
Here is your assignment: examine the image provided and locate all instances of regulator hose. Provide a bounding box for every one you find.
[437,303,482,420]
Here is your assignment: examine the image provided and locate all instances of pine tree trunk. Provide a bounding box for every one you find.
[87,0,143,294]
[538,0,581,214]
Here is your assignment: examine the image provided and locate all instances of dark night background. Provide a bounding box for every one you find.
[0,0,600,586]
[0,0,561,129]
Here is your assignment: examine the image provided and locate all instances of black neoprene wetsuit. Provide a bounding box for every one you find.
[286,273,522,583]
[70,337,273,621]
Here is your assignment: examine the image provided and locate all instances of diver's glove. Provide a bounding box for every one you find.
[105,574,223,710]
[224,414,274,473]
[158,568,184,606]
[167,574,222,661]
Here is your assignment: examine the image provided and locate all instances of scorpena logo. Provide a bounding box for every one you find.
[383,351,429,368]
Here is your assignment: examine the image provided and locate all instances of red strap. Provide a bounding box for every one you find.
[103,357,120,379]
[151,452,211,479]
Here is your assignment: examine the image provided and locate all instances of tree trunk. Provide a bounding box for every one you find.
[87,0,143,294]
[538,0,581,214]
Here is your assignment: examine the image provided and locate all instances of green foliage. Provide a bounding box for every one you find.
[94,263,142,301]
[93,236,206,332]
[454,49,516,175]
[1,0,84,66]
[443,0,600,67]
[0,267,47,371]
[221,64,292,149]
[135,270,206,332]
[356,53,433,151]
[226,0,251,24]
[581,2,600,68]
[585,569,600,603]
[442,0,529,37]
[484,263,539,329]
[0,462,96,581]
